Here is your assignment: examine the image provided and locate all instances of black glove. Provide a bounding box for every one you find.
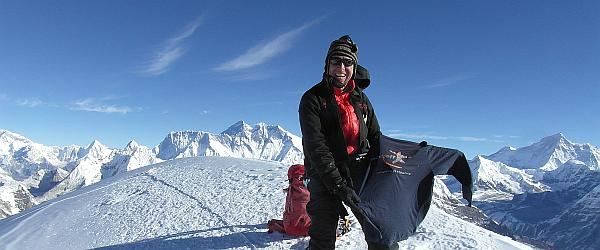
[333,184,361,213]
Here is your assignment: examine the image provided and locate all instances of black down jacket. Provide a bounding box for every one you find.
[298,71,381,192]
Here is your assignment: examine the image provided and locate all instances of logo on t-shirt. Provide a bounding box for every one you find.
[382,150,410,169]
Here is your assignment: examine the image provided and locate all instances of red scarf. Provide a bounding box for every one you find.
[334,80,359,155]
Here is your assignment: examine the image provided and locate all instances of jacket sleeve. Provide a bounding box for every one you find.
[363,94,381,159]
[427,146,473,206]
[299,92,344,191]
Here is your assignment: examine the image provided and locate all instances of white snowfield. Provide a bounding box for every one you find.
[0,157,532,250]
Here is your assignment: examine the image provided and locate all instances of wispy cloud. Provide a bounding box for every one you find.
[17,98,44,108]
[426,73,475,89]
[140,17,203,76]
[215,17,323,72]
[225,71,276,82]
[387,131,504,143]
[493,134,521,139]
[70,97,139,114]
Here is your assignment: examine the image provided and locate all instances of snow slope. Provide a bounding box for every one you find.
[0,157,532,250]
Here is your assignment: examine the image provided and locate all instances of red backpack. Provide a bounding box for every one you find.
[267,164,311,236]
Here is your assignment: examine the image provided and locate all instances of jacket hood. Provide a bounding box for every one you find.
[355,64,370,89]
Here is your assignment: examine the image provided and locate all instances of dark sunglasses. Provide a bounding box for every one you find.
[330,58,355,67]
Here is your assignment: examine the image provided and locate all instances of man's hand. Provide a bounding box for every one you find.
[334,184,361,213]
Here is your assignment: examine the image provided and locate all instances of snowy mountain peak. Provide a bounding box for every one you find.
[474,155,486,162]
[0,130,34,155]
[81,140,112,160]
[256,123,292,138]
[539,132,570,147]
[487,133,584,170]
[156,122,303,164]
[86,139,105,150]
[254,122,268,131]
[221,120,253,136]
[0,130,30,143]
[125,140,140,149]
[123,140,141,154]
[496,146,516,154]
[220,121,293,141]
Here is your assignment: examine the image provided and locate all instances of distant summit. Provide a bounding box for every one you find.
[221,120,253,136]
[466,133,600,249]
[156,121,303,164]
[487,133,599,171]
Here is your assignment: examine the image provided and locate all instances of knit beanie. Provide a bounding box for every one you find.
[325,35,358,77]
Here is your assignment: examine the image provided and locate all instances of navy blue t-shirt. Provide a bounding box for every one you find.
[358,135,473,245]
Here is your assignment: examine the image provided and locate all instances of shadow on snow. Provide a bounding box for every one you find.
[93,223,308,250]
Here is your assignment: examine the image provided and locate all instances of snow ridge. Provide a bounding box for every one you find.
[470,156,549,195]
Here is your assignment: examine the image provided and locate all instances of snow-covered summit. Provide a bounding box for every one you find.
[156,121,303,165]
[81,140,112,160]
[0,135,73,181]
[221,120,254,136]
[487,133,600,171]
[123,140,141,154]
[221,121,294,142]
[0,130,34,156]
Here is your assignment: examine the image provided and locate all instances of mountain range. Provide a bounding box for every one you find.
[465,133,600,249]
[2,124,599,249]
[0,121,303,219]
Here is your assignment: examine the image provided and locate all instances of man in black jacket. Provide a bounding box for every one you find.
[299,35,388,250]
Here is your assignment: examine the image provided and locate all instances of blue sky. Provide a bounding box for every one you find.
[1,0,598,158]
